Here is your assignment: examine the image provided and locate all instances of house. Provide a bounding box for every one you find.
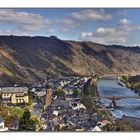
[90,126,102,132]
[34,88,46,97]
[0,116,8,131]
[50,35,58,39]
[8,120,19,131]
[0,87,29,105]
[97,120,111,128]
[71,103,86,110]
[63,87,73,95]
[35,91,46,97]
[51,98,71,111]
[75,128,85,132]
[52,83,62,90]
[52,111,59,116]
[65,121,76,131]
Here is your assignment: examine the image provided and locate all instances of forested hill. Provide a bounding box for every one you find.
[0,35,140,85]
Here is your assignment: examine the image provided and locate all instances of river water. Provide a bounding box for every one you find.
[97,78,140,118]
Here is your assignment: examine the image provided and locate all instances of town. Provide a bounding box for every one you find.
[0,75,115,132]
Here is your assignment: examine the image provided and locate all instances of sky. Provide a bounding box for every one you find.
[0,8,140,46]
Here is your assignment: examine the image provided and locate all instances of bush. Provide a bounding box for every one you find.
[54,89,65,97]
[0,106,24,127]
[73,89,80,98]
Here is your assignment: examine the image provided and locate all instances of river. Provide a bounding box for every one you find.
[97,78,140,118]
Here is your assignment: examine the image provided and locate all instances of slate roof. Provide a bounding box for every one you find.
[1,87,28,93]
[52,98,70,109]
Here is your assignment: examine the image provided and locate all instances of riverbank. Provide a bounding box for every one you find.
[116,115,140,131]
[120,75,140,94]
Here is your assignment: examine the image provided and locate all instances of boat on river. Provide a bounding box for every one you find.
[117,77,125,87]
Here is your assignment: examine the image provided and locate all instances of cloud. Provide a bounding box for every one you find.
[0,29,29,36]
[81,26,129,45]
[47,28,55,34]
[54,9,112,33]
[119,18,140,31]
[81,32,93,38]
[96,27,116,34]
[57,19,75,25]
[60,28,71,32]
[80,17,140,45]
[71,9,112,21]
[55,18,80,32]
[120,18,130,25]
[119,18,133,31]
[0,9,50,32]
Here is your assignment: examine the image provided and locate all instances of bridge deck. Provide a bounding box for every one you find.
[91,96,140,100]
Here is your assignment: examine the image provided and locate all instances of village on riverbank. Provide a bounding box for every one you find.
[1,73,140,132]
[0,75,110,132]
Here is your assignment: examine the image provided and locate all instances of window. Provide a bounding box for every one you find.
[0,125,4,129]
[19,99,21,103]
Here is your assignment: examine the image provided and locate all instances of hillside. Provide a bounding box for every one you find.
[0,35,140,85]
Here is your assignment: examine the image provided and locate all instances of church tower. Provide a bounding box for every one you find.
[44,84,52,111]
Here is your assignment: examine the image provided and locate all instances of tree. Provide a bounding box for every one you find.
[103,120,133,131]
[73,89,80,98]
[80,96,93,110]
[28,92,33,106]
[36,96,43,105]
[54,89,65,97]
[18,109,37,131]
[87,85,95,97]
[83,79,97,97]
[118,121,133,131]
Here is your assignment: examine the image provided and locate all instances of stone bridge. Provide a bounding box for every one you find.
[91,96,140,100]
[90,73,140,108]
[91,96,140,108]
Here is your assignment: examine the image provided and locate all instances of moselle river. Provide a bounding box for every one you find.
[97,78,140,118]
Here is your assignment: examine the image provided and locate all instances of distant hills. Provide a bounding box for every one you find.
[0,35,140,85]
